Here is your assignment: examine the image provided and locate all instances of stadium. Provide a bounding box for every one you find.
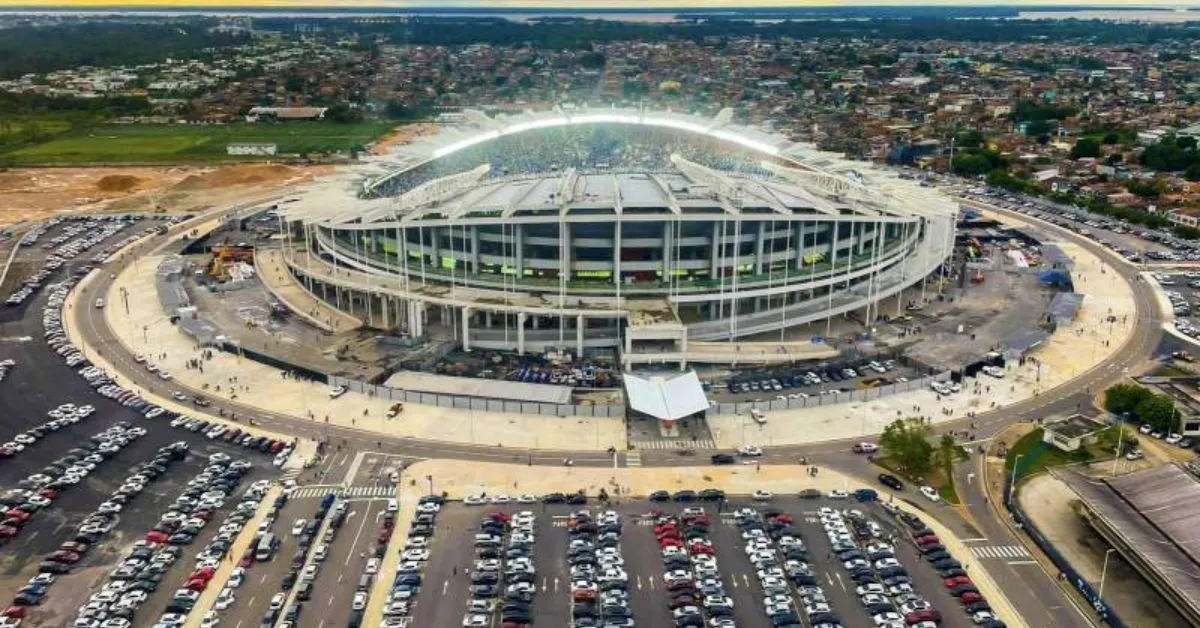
[278,108,957,365]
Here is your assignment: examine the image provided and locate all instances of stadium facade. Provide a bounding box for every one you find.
[278,108,956,366]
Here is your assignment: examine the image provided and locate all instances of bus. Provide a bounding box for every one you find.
[255,533,276,561]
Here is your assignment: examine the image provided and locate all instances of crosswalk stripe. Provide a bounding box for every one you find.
[289,485,393,499]
[630,439,716,450]
[625,452,642,467]
[970,545,1028,559]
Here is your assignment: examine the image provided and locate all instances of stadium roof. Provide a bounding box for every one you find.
[1058,465,1200,617]
[623,371,710,422]
[278,107,958,228]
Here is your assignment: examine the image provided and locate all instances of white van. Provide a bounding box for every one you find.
[94,298,105,308]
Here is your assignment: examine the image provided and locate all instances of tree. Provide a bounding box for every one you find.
[1104,383,1153,416]
[1102,132,1121,145]
[1070,138,1102,159]
[578,51,606,70]
[933,434,963,480]
[1137,395,1178,432]
[879,418,934,476]
[1185,163,1200,182]
[915,60,932,75]
[1126,179,1165,199]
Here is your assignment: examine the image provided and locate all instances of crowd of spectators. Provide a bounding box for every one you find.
[369,122,777,198]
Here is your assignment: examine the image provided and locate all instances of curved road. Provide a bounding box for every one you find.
[72,196,1164,628]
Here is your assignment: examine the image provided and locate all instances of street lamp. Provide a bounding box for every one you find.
[425,474,433,496]
[1099,548,1117,600]
[1007,453,1024,505]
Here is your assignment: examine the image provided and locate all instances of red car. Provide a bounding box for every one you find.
[269,441,285,454]
[688,544,714,556]
[240,553,254,568]
[4,510,31,522]
[572,590,595,602]
[905,610,942,624]
[192,509,214,522]
[37,489,58,500]
[766,513,792,525]
[0,526,20,538]
[377,529,392,544]
[2,606,25,618]
[190,567,215,581]
[146,531,168,544]
[916,535,940,546]
[944,576,972,588]
[487,512,511,523]
[961,592,983,605]
[0,449,15,459]
[184,578,207,592]
[60,542,88,553]
[50,551,80,564]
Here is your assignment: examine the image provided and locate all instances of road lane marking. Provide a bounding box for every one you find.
[1008,560,1039,566]
[344,502,374,567]
[443,580,449,596]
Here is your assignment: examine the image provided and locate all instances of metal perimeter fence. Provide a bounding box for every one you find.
[1003,472,1125,627]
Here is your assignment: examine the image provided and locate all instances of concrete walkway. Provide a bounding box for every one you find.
[359,459,1026,628]
[98,254,625,452]
[256,247,361,333]
[708,207,1137,447]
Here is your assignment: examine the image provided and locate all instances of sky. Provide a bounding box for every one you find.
[2,0,1200,8]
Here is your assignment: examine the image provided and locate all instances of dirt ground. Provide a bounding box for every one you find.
[369,122,438,155]
[1020,472,1188,628]
[0,163,332,228]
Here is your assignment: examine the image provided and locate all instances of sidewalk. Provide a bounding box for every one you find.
[183,485,282,628]
[372,459,1027,628]
[96,254,625,452]
[708,208,1137,447]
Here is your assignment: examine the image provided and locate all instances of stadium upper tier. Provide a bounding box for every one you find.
[277,108,956,347]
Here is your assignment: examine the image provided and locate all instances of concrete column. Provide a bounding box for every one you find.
[576,315,584,358]
[755,221,766,274]
[430,226,441,269]
[470,226,481,273]
[662,222,672,278]
[856,222,867,256]
[485,311,493,328]
[795,222,806,266]
[517,312,527,355]
[532,316,540,330]
[613,221,622,287]
[461,306,471,351]
[514,225,524,277]
[710,221,720,278]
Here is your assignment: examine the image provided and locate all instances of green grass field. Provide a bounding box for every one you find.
[0,121,396,164]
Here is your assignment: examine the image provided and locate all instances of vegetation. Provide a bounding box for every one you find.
[1005,428,1091,482]
[878,418,934,476]
[1104,383,1180,432]
[0,121,396,165]
[0,22,247,79]
[1070,138,1102,160]
[1141,135,1200,174]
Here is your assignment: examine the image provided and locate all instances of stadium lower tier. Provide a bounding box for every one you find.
[283,213,952,354]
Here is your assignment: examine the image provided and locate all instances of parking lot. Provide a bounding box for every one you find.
[0,215,293,628]
[710,359,917,405]
[385,493,994,628]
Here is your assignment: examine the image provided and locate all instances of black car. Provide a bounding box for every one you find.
[699,488,725,501]
[672,490,697,502]
[878,474,904,490]
[567,493,587,505]
[470,584,498,597]
[542,493,567,504]
[649,490,670,502]
[281,571,297,590]
[966,600,992,614]
[710,454,735,465]
[296,580,313,601]
[797,489,822,499]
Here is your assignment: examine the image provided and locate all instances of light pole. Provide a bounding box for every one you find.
[1098,548,1116,600]
[1111,419,1124,477]
[425,474,433,496]
[1007,453,1024,505]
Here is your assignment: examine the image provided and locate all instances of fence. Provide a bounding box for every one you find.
[1003,472,1126,628]
[707,372,950,416]
[328,375,625,418]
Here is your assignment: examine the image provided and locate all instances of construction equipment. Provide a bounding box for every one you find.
[208,245,255,281]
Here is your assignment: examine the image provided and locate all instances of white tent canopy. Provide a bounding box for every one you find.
[623,371,710,422]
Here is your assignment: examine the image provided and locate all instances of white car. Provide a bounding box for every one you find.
[227,567,245,588]
[827,489,848,499]
[352,591,367,610]
[752,490,774,501]
[365,558,380,574]
[489,494,511,504]
[329,386,347,398]
[517,494,538,503]
[1166,433,1183,445]
[738,445,763,457]
[462,614,489,627]
[214,589,235,610]
[464,494,487,505]
[919,486,941,502]
[416,502,440,514]
[402,549,430,562]
[291,519,307,535]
